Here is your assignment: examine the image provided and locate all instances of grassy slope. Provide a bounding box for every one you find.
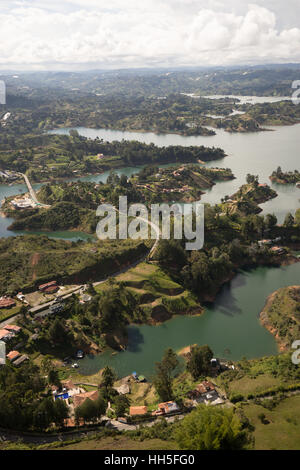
[0,235,148,294]
[242,395,300,450]
[95,262,201,323]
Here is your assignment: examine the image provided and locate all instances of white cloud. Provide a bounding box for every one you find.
[0,2,299,70]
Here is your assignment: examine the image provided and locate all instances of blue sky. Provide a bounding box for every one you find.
[0,1,300,70]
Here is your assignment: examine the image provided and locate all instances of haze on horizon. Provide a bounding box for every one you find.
[0,0,300,71]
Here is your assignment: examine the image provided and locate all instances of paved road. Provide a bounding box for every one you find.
[21,173,49,207]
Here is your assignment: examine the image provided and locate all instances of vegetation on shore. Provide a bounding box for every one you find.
[260,286,300,351]
[270,166,300,185]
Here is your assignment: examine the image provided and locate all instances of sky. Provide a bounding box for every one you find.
[0,0,300,70]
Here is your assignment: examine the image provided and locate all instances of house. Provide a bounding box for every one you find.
[0,329,14,342]
[129,406,148,416]
[153,401,179,416]
[6,350,21,362]
[13,354,29,367]
[39,281,58,293]
[187,381,218,402]
[0,296,16,309]
[4,325,21,334]
[16,292,28,304]
[271,246,285,255]
[196,381,215,394]
[73,390,99,408]
[53,380,81,399]
[258,239,272,247]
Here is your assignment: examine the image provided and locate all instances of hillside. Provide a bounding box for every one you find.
[260,286,300,351]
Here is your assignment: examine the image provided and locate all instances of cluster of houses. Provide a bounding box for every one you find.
[258,237,285,255]
[0,324,29,367]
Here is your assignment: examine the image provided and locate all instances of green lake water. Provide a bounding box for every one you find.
[78,262,300,378]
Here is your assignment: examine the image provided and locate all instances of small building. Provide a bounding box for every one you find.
[73,390,99,408]
[39,281,58,292]
[258,239,272,247]
[6,350,21,362]
[155,401,179,415]
[0,297,16,309]
[13,354,29,367]
[4,325,21,334]
[271,246,285,255]
[0,329,14,342]
[129,406,148,416]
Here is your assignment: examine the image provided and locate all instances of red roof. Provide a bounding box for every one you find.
[7,350,20,361]
[0,329,11,340]
[39,281,57,290]
[4,324,21,332]
[43,285,59,294]
[0,297,16,308]
[73,390,99,408]
[129,406,148,416]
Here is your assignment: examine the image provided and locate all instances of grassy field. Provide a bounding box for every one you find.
[0,436,178,451]
[0,303,22,322]
[242,395,300,450]
[226,374,282,396]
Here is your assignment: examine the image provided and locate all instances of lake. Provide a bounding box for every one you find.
[78,262,300,378]
[50,122,300,223]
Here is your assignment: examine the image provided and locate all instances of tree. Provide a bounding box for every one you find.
[53,398,69,427]
[99,366,117,400]
[114,395,130,417]
[174,405,250,450]
[265,213,277,230]
[283,212,294,228]
[186,344,213,380]
[75,396,106,424]
[48,318,67,344]
[101,366,117,389]
[157,240,187,272]
[48,368,61,389]
[153,348,179,402]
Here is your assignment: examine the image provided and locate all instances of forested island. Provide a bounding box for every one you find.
[270,167,300,185]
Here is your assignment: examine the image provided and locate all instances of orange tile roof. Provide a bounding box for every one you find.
[73,390,99,408]
[4,324,21,332]
[6,350,20,361]
[129,406,148,416]
[0,297,16,308]
[0,329,11,340]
